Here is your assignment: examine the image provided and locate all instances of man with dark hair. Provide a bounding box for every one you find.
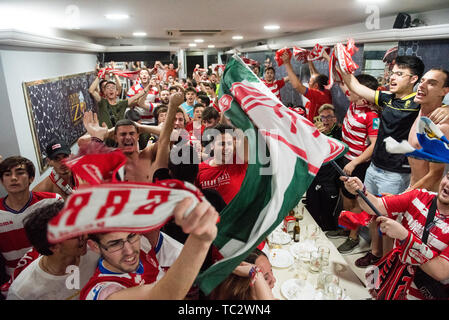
[407,68,449,192]
[33,140,75,200]
[154,105,168,126]
[202,107,220,129]
[197,95,211,107]
[203,82,217,104]
[262,66,289,102]
[281,53,332,123]
[180,87,197,119]
[336,55,449,267]
[159,89,170,105]
[196,124,249,204]
[6,201,99,300]
[0,156,61,283]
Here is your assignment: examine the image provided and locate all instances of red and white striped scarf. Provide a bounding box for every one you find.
[292,44,332,63]
[326,39,359,89]
[47,179,206,243]
[274,47,292,66]
[98,68,140,81]
[49,169,74,196]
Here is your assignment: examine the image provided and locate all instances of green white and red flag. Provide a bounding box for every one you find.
[196,54,347,294]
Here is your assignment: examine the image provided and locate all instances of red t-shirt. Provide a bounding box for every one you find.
[262,79,285,101]
[304,87,332,122]
[196,159,248,204]
[165,69,178,81]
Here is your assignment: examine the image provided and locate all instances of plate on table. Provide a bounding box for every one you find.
[269,249,294,268]
[289,240,317,262]
[281,279,324,300]
[268,230,291,245]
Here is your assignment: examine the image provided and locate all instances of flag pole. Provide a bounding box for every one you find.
[330,160,382,217]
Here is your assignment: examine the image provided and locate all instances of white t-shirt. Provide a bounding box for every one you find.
[7,250,99,300]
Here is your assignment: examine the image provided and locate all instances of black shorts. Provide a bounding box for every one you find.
[340,157,370,199]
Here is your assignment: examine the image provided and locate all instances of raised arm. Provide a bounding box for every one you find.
[106,198,219,300]
[88,72,102,103]
[113,74,123,97]
[151,92,184,174]
[308,60,319,77]
[281,52,307,96]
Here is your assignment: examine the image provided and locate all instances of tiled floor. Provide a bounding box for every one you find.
[327,234,371,286]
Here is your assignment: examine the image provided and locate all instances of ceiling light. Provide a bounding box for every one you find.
[264,25,280,30]
[189,43,197,47]
[194,39,204,43]
[232,35,243,40]
[105,14,129,20]
[208,45,215,48]
[133,32,147,37]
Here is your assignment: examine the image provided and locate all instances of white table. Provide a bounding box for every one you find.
[269,205,372,300]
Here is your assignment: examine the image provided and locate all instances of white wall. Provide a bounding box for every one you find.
[0,48,97,195]
[238,8,449,50]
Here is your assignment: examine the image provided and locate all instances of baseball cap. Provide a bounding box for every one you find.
[46,140,71,160]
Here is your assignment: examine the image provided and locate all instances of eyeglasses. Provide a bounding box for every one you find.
[320,115,335,121]
[99,233,141,253]
[388,71,414,78]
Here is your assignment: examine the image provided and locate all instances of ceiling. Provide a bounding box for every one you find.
[1,0,449,50]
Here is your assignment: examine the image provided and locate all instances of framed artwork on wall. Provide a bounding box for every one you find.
[22,71,97,173]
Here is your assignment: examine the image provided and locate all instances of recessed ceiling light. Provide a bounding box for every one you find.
[133,32,147,37]
[189,43,197,47]
[232,35,243,40]
[105,14,129,20]
[264,25,280,30]
[194,39,204,43]
[208,45,215,48]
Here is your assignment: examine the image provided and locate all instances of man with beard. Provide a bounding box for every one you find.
[342,173,449,300]
[33,140,75,200]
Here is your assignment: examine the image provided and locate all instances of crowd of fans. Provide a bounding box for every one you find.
[1,49,449,300]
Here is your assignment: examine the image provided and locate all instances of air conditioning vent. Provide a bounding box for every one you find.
[167,30,226,37]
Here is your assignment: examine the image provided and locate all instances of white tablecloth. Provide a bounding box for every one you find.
[269,204,372,300]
